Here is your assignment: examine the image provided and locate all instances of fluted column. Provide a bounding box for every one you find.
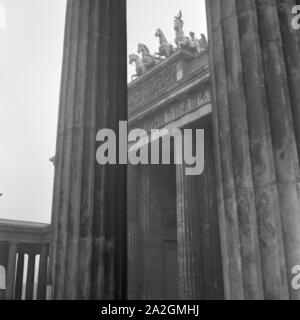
[5,242,17,299]
[37,244,49,300]
[176,167,202,300]
[206,0,300,299]
[15,252,24,300]
[50,0,127,300]
[175,124,223,300]
[25,254,35,300]
[127,164,138,299]
[139,165,151,300]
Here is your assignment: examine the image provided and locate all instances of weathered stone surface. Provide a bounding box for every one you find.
[25,254,35,300]
[15,252,24,300]
[127,165,179,300]
[50,0,127,300]
[176,121,223,300]
[37,244,49,300]
[4,242,17,300]
[128,50,209,119]
[206,0,300,300]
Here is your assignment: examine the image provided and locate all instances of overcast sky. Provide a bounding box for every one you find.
[0,0,206,223]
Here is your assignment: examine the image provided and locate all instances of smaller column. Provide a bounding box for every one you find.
[25,254,35,300]
[176,165,202,300]
[15,252,24,300]
[37,245,49,300]
[5,242,17,299]
[127,164,139,299]
[140,165,151,299]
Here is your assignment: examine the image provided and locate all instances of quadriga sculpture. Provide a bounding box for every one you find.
[129,13,209,81]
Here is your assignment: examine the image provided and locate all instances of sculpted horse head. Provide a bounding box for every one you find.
[137,43,151,55]
[155,28,167,43]
[155,28,162,36]
[129,53,141,65]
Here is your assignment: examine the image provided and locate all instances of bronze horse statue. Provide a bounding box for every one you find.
[129,44,163,81]
[154,28,175,59]
[137,43,162,68]
[129,53,147,81]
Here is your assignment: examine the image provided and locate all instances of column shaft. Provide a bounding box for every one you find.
[15,252,24,300]
[25,254,35,300]
[176,167,202,300]
[50,0,127,300]
[176,124,223,300]
[206,0,300,299]
[140,166,151,299]
[37,245,49,300]
[5,242,17,300]
[127,164,139,299]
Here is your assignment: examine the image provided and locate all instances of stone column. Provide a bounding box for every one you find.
[5,242,17,299]
[176,129,223,300]
[206,0,300,299]
[127,164,139,299]
[49,0,127,300]
[37,244,49,300]
[25,254,35,300]
[176,166,202,300]
[139,165,151,300]
[15,252,24,300]
[175,123,224,300]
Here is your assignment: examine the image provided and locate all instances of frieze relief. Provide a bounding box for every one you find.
[128,65,177,111]
[129,87,210,133]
